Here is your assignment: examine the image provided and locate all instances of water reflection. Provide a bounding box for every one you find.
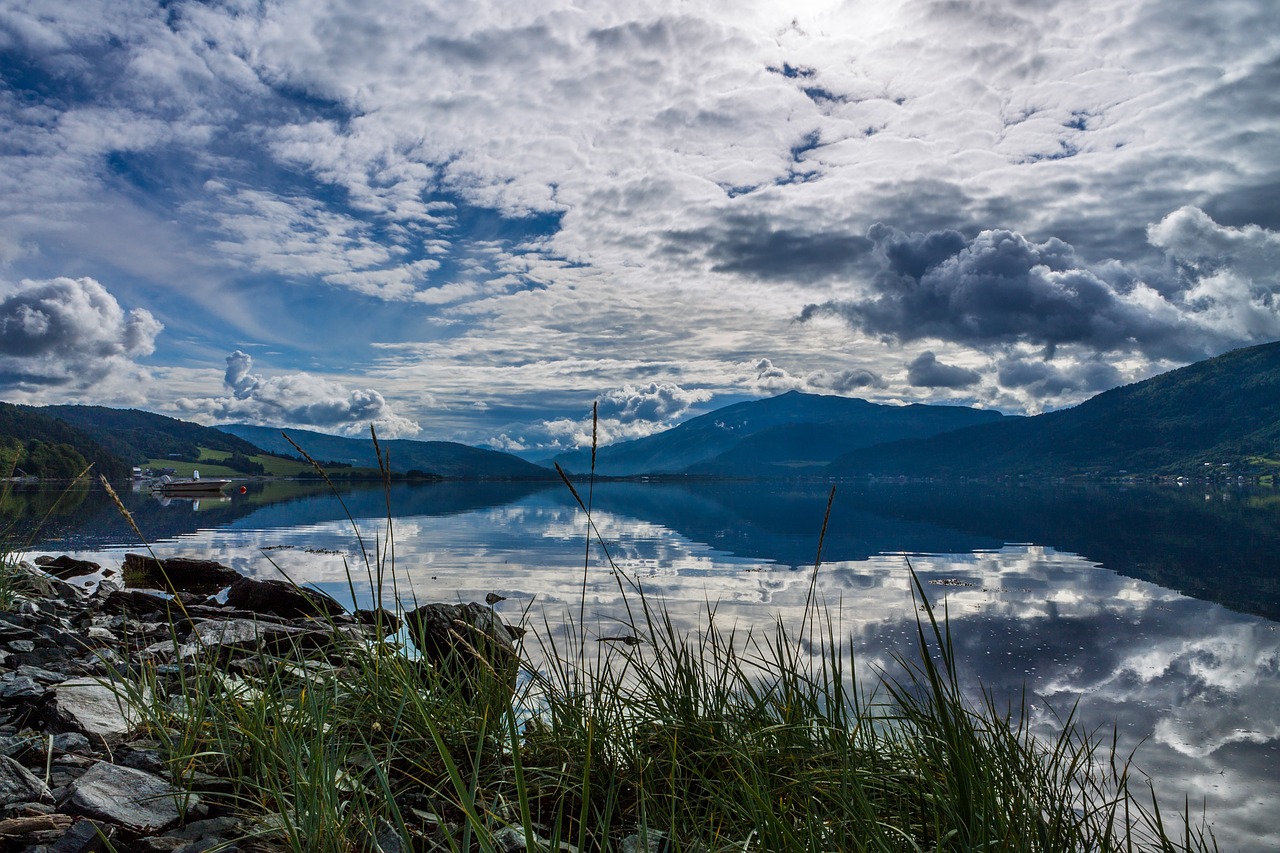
[12,479,1280,850]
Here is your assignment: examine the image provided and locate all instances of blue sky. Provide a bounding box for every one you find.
[1,0,1278,453]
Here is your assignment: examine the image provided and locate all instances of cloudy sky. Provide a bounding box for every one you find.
[1,0,1277,453]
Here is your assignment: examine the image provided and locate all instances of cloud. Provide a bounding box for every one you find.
[803,210,1280,362]
[906,351,982,389]
[806,366,887,392]
[595,382,713,423]
[175,350,420,438]
[995,356,1121,398]
[0,276,161,394]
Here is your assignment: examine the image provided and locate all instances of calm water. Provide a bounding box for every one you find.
[9,478,1280,851]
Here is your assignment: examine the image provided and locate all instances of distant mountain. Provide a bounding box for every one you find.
[218,424,555,479]
[41,405,263,464]
[0,402,132,479]
[552,390,1008,476]
[828,340,1280,478]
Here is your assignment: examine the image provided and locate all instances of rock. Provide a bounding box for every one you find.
[48,678,140,742]
[0,733,42,758]
[121,555,242,594]
[101,590,178,618]
[0,754,52,806]
[17,665,70,685]
[47,816,116,852]
[0,674,44,700]
[35,556,102,580]
[225,577,346,619]
[51,733,91,755]
[64,762,197,833]
[403,603,520,695]
[353,608,401,636]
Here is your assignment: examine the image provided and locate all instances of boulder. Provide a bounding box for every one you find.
[403,603,520,697]
[225,576,346,619]
[121,555,241,594]
[35,556,102,579]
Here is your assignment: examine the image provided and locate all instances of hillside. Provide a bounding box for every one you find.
[553,391,1006,476]
[219,424,555,479]
[0,403,132,479]
[41,405,264,465]
[828,340,1280,478]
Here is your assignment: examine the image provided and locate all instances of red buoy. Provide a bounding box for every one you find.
[239,486,248,494]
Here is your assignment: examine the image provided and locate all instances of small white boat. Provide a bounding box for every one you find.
[150,469,231,495]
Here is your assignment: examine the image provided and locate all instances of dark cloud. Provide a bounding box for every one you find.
[664,215,874,283]
[906,351,982,388]
[802,211,1280,362]
[806,367,886,392]
[996,357,1121,396]
[0,276,161,391]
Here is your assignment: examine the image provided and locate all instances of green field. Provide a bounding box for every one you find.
[144,447,382,478]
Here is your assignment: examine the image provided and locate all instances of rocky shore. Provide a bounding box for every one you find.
[0,554,526,853]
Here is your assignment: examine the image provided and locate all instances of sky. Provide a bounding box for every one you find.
[1,0,1278,455]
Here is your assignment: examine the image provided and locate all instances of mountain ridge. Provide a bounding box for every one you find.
[218,423,554,479]
[552,390,1008,476]
[826,340,1280,477]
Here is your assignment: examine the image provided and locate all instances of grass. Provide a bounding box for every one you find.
[79,433,1219,851]
[143,446,383,478]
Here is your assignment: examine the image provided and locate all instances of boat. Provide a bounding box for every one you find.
[150,469,231,495]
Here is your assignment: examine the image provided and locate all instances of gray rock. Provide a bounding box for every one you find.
[49,677,141,741]
[0,753,52,805]
[51,732,91,754]
[17,664,70,685]
[0,674,44,699]
[47,816,116,852]
[64,761,197,833]
[226,576,346,619]
[404,602,520,695]
[7,640,35,653]
[0,733,42,757]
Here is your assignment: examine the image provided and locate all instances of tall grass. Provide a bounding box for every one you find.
[100,429,1216,852]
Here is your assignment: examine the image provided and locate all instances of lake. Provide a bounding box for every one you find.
[9,477,1280,851]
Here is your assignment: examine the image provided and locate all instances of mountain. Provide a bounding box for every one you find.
[218,424,554,479]
[0,403,133,479]
[40,405,264,465]
[828,340,1280,478]
[552,390,1008,476]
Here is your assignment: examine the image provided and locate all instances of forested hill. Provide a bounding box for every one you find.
[219,424,555,479]
[827,340,1280,478]
[0,403,132,479]
[39,405,264,466]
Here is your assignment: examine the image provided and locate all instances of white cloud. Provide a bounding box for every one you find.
[175,350,420,438]
[0,276,161,398]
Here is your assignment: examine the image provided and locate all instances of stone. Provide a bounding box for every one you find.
[404,602,520,691]
[225,577,347,619]
[49,677,140,742]
[64,762,197,834]
[17,665,69,685]
[0,674,44,700]
[47,816,116,852]
[35,556,102,580]
[121,554,242,594]
[353,608,401,636]
[0,754,52,806]
[51,733,91,755]
[0,734,42,758]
